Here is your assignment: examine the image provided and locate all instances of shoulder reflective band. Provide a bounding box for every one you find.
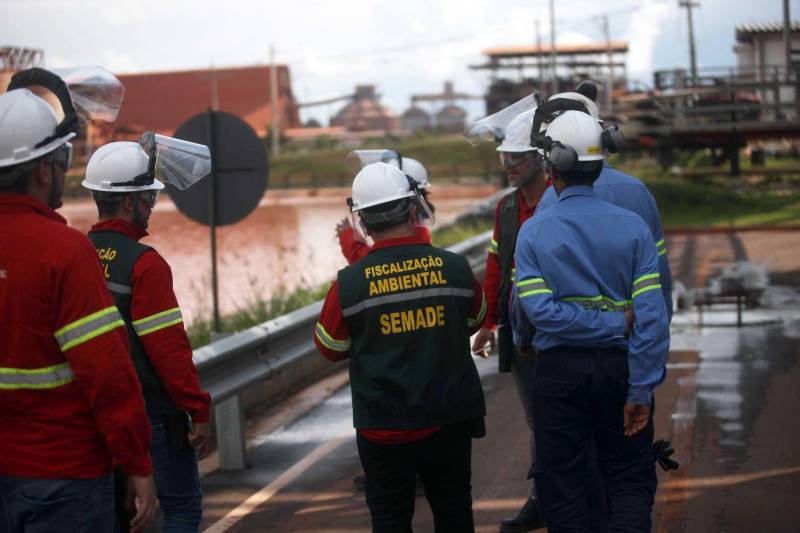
[488,238,499,255]
[467,291,487,328]
[54,306,125,352]
[518,277,552,298]
[106,281,131,295]
[132,307,183,337]
[342,287,474,317]
[632,273,662,299]
[656,239,667,257]
[314,322,351,352]
[0,362,75,390]
[562,295,631,311]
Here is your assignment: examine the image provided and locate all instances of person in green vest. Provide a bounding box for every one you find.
[82,134,213,532]
[469,106,549,532]
[314,161,488,532]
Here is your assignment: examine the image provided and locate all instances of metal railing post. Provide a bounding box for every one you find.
[214,394,247,470]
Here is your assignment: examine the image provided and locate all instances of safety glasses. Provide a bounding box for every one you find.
[52,142,73,171]
[138,189,159,209]
[500,151,534,169]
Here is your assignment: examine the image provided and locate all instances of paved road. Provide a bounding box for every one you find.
[192,229,800,532]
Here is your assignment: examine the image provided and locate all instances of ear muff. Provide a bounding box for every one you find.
[547,140,578,172]
[601,124,626,154]
[530,98,591,150]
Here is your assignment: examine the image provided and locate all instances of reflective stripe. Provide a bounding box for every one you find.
[106,281,131,295]
[488,238,499,255]
[562,295,631,311]
[0,363,75,390]
[632,273,662,298]
[132,307,183,336]
[315,322,351,352]
[656,238,667,257]
[342,287,474,317]
[518,277,553,298]
[54,306,125,351]
[510,267,516,284]
[468,291,487,327]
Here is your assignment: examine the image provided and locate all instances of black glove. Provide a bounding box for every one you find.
[653,439,679,471]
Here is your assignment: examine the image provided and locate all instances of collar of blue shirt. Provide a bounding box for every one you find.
[557,185,594,201]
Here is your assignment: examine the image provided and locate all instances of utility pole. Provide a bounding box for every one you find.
[678,0,700,86]
[601,14,614,117]
[270,45,280,156]
[549,0,558,96]
[783,0,792,81]
[536,19,545,90]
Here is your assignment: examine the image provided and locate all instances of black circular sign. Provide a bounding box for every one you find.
[170,110,268,226]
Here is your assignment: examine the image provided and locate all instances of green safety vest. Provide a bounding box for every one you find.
[88,231,182,416]
[337,242,486,430]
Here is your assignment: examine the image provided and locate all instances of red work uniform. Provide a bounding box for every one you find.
[88,219,211,424]
[315,234,486,444]
[0,195,152,479]
[338,225,431,265]
[481,189,540,330]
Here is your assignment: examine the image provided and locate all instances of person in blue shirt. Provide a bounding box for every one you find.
[535,86,673,321]
[514,110,669,532]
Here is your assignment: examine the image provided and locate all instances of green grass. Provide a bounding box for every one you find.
[186,284,329,348]
[431,218,493,248]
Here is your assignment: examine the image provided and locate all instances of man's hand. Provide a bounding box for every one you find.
[471,327,495,358]
[623,403,650,437]
[126,475,158,533]
[335,217,351,238]
[625,308,634,336]
[188,422,212,453]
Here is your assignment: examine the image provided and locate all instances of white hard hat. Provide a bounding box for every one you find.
[0,89,76,169]
[497,109,536,153]
[394,157,430,189]
[82,142,164,192]
[548,92,600,121]
[349,162,415,212]
[544,110,605,165]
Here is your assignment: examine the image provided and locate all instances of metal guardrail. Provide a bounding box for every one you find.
[194,230,492,470]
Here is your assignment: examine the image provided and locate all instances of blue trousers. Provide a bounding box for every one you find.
[532,347,656,533]
[0,474,114,533]
[114,414,202,533]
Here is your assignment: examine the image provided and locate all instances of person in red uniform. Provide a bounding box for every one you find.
[336,153,434,265]
[0,70,157,533]
[469,107,549,533]
[315,162,487,532]
[81,137,213,531]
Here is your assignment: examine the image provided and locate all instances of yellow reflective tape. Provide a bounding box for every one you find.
[315,322,351,352]
[658,248,667,256]
[468,292,487,327]
[517,277,545,287]
[0,362,75,390]
[60,319,125,351]
[55,306,117,338]
[520,289,553,298]
[132,307,181,326]
[562,295,631,307]
[633,273,660,286]
[632,284,662,299]
[137,318,183,337]
[655,239,665,248]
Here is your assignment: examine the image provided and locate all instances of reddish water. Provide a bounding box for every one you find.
[61,184,498,325]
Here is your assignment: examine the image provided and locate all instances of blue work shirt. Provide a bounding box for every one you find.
[513,185,670,404]
[537,163,673,320]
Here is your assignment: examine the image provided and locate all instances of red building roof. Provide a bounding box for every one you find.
[112,65,300,139]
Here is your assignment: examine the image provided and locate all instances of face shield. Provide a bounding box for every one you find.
[463,93,541,146]
[139,132,212,190]
[345,149,401,173]
[49,66,125,123]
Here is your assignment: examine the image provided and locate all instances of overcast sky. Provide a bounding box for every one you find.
[1,0,792,124]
